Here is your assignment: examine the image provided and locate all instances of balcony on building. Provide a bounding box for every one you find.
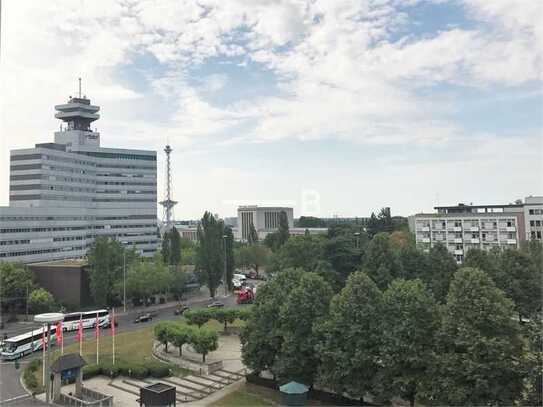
[453,238,463,244]
[507,239,517,245]
[470,238,480,244]
[470,226,479,232]
[421,237,430,243]
[454,249,463,255]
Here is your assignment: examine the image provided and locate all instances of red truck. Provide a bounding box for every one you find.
[236,287,255,304]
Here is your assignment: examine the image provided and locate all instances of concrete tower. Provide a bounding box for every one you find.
[159,144,177,230]
[54,78,101,151]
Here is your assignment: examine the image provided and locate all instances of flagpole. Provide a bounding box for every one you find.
[112,308,116,365]
[96,312,99,365]
[79,317,82,357]
[42,326,46,387]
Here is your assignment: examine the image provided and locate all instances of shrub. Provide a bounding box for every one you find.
[99,362,120,378]
[184,308,213,327]
[83,364,101,380]
[127,364,148,379]
[23,362,41,393]
[147,361,171,378]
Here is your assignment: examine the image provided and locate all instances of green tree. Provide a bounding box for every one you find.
[268,235,324,274]
[161,229,172,264]
[521,317,542,406]
[170,227,181,266]
[224,226,235,291]
[275,273,333,384]
[242,245,269,277]
[398,246,429,281]
[28,288,56,314]
[125,260,163,305]
[494,249,542,319]
[379,279,438,406]
[277,210,290,247]
[87,237,124,306]
[315,272,383,402]
[323,235,360,283]
[424,243,457,302]
[184,308,213,328]
[297,216,326,228]
[377,207,392,233]
[313,260,343,292]
[240,268,305,376]
[180,238,197,265]
[190,327,219,363]
[263,231,282,252]
[195,212,225,298]
[213,308,238,333]
[170,270,188,301]
[366,212,380,238]
[426,267,524,406]
[362,233,401,290]
[171,325,194,356]
[248,223,259,245]
[0,262,36,312]
[463,247,498,273]
[154,321,176,353]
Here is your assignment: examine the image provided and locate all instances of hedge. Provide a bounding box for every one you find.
[23,359,43,394]
[83,360,173,380]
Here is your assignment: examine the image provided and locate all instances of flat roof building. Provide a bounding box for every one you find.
[0,89,159,263]
[236,206,294,242]
[409,196,543,263]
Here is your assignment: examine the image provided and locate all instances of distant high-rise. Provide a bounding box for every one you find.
[0,83,159,263]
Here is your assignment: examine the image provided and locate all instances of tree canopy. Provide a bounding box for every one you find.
[196,212,226,298]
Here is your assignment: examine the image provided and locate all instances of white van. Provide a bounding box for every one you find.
[234,273,247,282]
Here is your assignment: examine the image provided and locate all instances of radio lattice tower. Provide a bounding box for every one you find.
[159,144,177,230]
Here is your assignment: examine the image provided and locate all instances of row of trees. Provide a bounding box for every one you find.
[0,262,57,314]
[194,212,235,297]
[241,267,541,406]
[154,321,218,363]
[264,228,542,320]
[87,237,189,307]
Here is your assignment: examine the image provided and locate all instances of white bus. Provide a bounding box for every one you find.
[62,309,111,331]
[0,325,57,360]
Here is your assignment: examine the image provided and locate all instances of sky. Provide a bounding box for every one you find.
[0,0,542,219]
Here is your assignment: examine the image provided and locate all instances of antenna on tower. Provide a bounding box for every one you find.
[78,77,82,98]
[159,144,178,231]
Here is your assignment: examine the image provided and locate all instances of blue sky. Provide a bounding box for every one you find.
[1,0,541,218]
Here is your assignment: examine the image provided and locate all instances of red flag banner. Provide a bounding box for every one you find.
[111,310,115,337]
[76,318,83,342]
[56,321,62,346]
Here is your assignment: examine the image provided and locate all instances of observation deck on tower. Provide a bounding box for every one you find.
[54,79,101,149]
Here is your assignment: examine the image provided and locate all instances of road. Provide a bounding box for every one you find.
[0,287,247,405]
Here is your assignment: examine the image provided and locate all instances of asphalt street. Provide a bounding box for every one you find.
[0,288,245,405]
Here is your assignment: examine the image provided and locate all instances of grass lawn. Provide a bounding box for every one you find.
[211,385,276,406]
[30,318,245,389]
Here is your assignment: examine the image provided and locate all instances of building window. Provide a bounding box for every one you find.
[529,209,534,215]
[531,220,536,227]
[507,221,512,227]
[537,220,542,227]
[538,231,542,239]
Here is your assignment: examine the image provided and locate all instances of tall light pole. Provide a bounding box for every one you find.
[35,313,64,405]
[354,232,361,249]
[123,250,126,313]
[121,242,129,313]
[223,235,228,297]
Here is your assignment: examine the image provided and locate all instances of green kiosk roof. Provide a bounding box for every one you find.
[279,381,309,394]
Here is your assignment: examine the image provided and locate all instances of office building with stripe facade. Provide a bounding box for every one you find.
[1,93,159,263]
[237,206,294,242]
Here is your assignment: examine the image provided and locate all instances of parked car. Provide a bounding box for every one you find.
[133,313,152,323]
[207,301,224,309]
[174,305,189,315]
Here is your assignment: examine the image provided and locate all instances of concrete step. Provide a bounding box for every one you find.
[182,375,224,390]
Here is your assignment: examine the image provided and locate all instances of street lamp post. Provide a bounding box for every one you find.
[123,250,126,313]
[223,235,228,297]
[354,232,361,249]
[35,313,64,405]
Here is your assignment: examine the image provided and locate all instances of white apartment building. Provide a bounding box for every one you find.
[0,92,159,263]
[409,197,542,263]
[524,196,543,241]
[237,206,294,241]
